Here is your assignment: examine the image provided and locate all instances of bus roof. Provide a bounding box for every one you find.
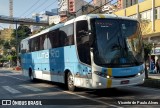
[22,14,137,41]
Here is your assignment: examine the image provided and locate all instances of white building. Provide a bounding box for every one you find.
[49,15,61,25]
[58,0,88,17]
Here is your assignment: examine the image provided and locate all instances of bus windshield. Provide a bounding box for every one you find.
[91,19,144,67]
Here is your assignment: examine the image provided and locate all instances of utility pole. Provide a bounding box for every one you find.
[9,0,14,29]
[9,0,13,18]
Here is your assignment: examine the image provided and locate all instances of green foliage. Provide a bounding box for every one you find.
[7,55,12,60]
[0,39,5,46]
[143,41,153,61]
[143,40,153,79]
[11,25,31,46]
[140,19,151,36]
[3,40,11,50]
[38,23,55,33]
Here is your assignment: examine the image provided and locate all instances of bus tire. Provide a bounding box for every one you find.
[29,69,35,82]
[67,72,75,91]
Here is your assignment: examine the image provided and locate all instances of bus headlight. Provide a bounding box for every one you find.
[137,70,144,76]
[107,75,110,78]
[138,73,141,76]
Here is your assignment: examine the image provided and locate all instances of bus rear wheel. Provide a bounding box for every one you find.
[67,72,75,91]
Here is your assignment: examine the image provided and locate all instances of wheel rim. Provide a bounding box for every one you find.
[68,74,73,88]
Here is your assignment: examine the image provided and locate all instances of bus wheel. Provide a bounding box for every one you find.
[29,69,35,82]
[67,72,75,91]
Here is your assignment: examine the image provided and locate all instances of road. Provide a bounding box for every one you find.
[0,69,160,108]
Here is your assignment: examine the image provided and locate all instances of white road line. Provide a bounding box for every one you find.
[20,85,42,92]
[2,86,21,94]
[53,88,123,108]
[0,73,26,81]
[0,73,122,107]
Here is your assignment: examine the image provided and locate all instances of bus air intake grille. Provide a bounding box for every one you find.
[113,74,137,78]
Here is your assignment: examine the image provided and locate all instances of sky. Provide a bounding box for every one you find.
[0,0,92,28]
[0,0,126,29]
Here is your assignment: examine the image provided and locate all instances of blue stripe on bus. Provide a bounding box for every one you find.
[21,45,91,77]
[102,64,144,77]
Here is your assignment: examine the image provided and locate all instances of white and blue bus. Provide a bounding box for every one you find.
[20,14,145,91]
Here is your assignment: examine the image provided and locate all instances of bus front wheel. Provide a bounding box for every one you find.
[67,72,75,91]
[29,69,35,82]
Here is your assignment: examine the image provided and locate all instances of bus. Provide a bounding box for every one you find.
[20,14,145,91]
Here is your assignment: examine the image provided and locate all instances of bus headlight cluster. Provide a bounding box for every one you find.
[94,71,107,78]
[137,70,144,76]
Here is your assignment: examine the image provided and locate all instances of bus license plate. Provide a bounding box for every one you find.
[121,80,129,84]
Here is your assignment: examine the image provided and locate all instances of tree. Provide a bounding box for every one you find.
[11,25,31,43]
[140,19,151,36]
[10,25,31,66]
[143,41,153,79]
[11,25,31,53]
[0,39,5,49]
[3,40,11,50]
[140,19,153,79]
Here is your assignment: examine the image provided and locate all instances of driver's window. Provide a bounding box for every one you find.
[76,20,91,65]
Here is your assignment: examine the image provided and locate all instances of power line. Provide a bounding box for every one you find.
[19,0,40,18]
[58,0,117,24]
[24,0,50,18]
[75,0,94,15]
[87,0,115,14]
[37,0,57,13]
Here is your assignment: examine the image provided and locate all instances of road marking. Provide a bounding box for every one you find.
[0,73,26,81]
[2,86,21,94]
[53,88,123,108]
[0,72,122,107]
[20,85,42,92]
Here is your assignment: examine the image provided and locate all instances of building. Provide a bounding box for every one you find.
[58,0,88,22]
[49,15,61,25]
[51,8,58,15]
[31,10,57,32]
[117,0,138,9]
[93,0,109,7]
[0,28,13,40]
[114,0,160,60]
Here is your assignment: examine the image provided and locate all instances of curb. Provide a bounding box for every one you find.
[140,78,160,89]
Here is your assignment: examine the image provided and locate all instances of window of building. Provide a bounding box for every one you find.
[155,7,160,19]
[140,10,151,20]
[129,14,137,19]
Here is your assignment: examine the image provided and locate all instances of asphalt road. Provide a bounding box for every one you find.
[0,69,160,108]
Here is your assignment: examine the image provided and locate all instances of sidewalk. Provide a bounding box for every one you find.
[149,73,160,79]
[0,67,22,73]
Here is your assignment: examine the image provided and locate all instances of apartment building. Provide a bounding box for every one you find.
[114,0,160,59]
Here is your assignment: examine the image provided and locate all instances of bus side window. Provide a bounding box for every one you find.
[76,20,91,65]
[40,34,47,50]
[30,37,40,52]
[48,29,59,48]
[59,24,74,47]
